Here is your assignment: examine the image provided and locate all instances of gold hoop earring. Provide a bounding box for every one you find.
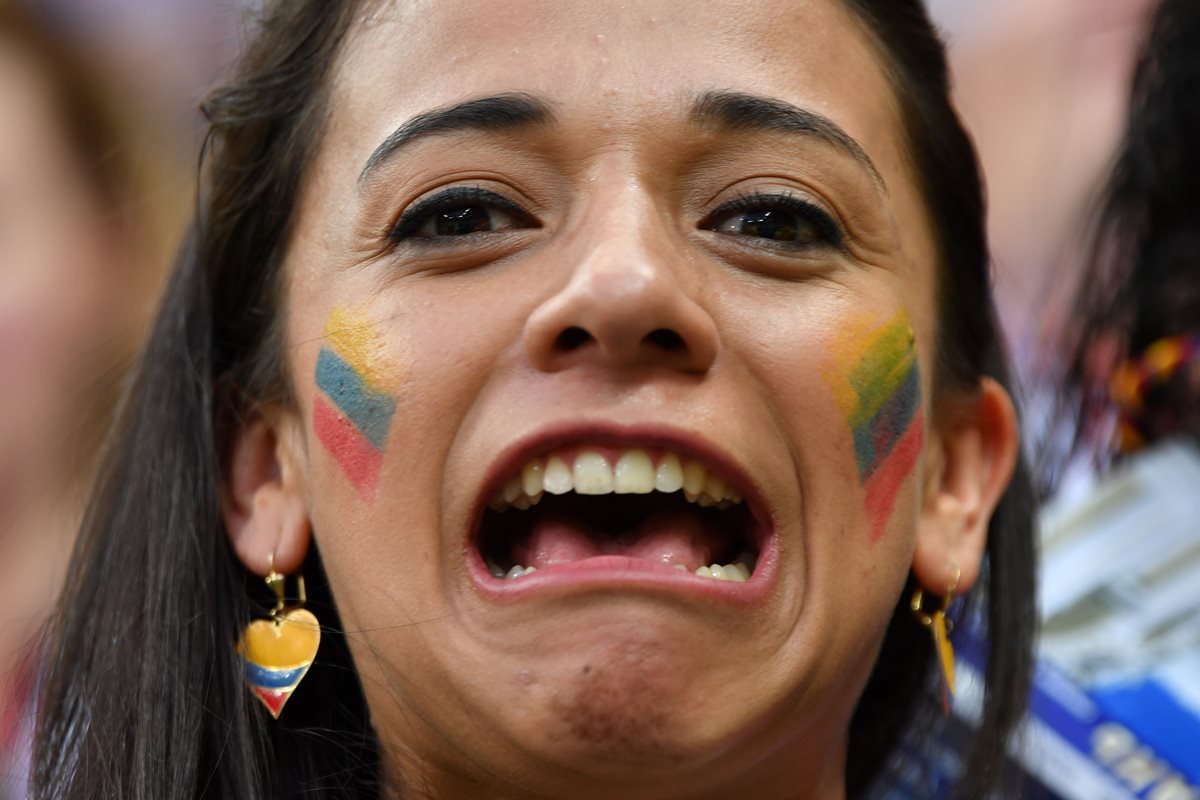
[910,565,960,716]
[239,554,321,718]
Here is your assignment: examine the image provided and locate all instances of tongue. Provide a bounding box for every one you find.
[512,509,727,570]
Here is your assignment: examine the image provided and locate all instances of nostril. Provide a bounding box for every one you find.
[645,328,686,352]
[555,326,592,352]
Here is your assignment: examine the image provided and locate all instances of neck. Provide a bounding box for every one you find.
[384,768,847,800]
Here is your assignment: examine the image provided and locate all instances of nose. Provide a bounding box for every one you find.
[523,219,719,376]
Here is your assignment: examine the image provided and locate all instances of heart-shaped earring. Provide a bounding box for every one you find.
[239,556,321,718]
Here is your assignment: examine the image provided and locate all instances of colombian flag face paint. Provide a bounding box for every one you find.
[823,310,925,542]
[312,306,399,501]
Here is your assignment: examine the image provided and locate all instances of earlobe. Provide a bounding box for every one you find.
[914,377,1019,596]
[221,410,311,577]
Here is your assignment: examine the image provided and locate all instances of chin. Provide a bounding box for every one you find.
[475,616,783,777]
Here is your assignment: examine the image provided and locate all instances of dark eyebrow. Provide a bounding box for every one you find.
[358,93,554,184]
[690,90,886,191]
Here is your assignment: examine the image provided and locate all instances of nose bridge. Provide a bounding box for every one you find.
[573,186,676,308]
[523,178,719,374]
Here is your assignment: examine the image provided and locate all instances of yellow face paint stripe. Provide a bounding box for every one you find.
[323,305,389,392]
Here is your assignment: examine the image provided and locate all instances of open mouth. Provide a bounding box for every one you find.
[474,446,764,584]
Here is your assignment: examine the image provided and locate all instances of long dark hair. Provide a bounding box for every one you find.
[32,2,1036,798]
[1044,0,1200,483]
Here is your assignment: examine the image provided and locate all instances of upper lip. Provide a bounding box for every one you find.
[466,420,774,547]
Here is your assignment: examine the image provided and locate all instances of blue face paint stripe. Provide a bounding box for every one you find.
[315,347,397,450]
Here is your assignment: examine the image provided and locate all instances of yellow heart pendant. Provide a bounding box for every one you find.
[240,608,321,718]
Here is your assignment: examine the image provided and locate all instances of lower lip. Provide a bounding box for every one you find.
[466,541,778,606]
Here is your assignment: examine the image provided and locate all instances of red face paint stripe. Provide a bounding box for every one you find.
[313,394,384,500]
[862,411,925,542]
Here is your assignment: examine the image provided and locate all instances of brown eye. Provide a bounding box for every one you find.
[701,194,843,249]
[711,207,818,243]
[389,187,538,243]
[419,205,521,238]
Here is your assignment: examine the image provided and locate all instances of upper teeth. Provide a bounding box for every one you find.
[489,448,743,512]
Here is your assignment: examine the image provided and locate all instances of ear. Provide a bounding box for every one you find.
[914,377,1019,597]
[221,408,311,577]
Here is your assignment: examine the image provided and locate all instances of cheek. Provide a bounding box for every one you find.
[820,309,925,543]
[310,305,401,501]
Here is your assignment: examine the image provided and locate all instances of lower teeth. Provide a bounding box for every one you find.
[489,558,755,582]
[692,561,751,582]
[494,563,538,579]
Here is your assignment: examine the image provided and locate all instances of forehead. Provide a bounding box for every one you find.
[330,0,905,170]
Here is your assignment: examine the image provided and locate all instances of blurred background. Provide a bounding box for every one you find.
[0,1,1194,798]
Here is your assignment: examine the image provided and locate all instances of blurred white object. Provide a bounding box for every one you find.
[1039,441,1200,708]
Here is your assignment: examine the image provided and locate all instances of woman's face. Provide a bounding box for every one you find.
[278,0,943,794]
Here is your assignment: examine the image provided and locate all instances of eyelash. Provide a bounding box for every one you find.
[699,192,845,251]
[387,186,537,243]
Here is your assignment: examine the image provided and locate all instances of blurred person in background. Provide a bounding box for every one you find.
[1043,0,1200,481]
[928,0,1155,369]
[0,2,183,794]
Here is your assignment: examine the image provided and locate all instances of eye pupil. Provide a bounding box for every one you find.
[702,195,838,251]
[740,209,803,242]
[391,188,538,244]
[434,206,494,236]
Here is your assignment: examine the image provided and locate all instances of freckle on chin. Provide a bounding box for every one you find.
[547,641,688,766]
